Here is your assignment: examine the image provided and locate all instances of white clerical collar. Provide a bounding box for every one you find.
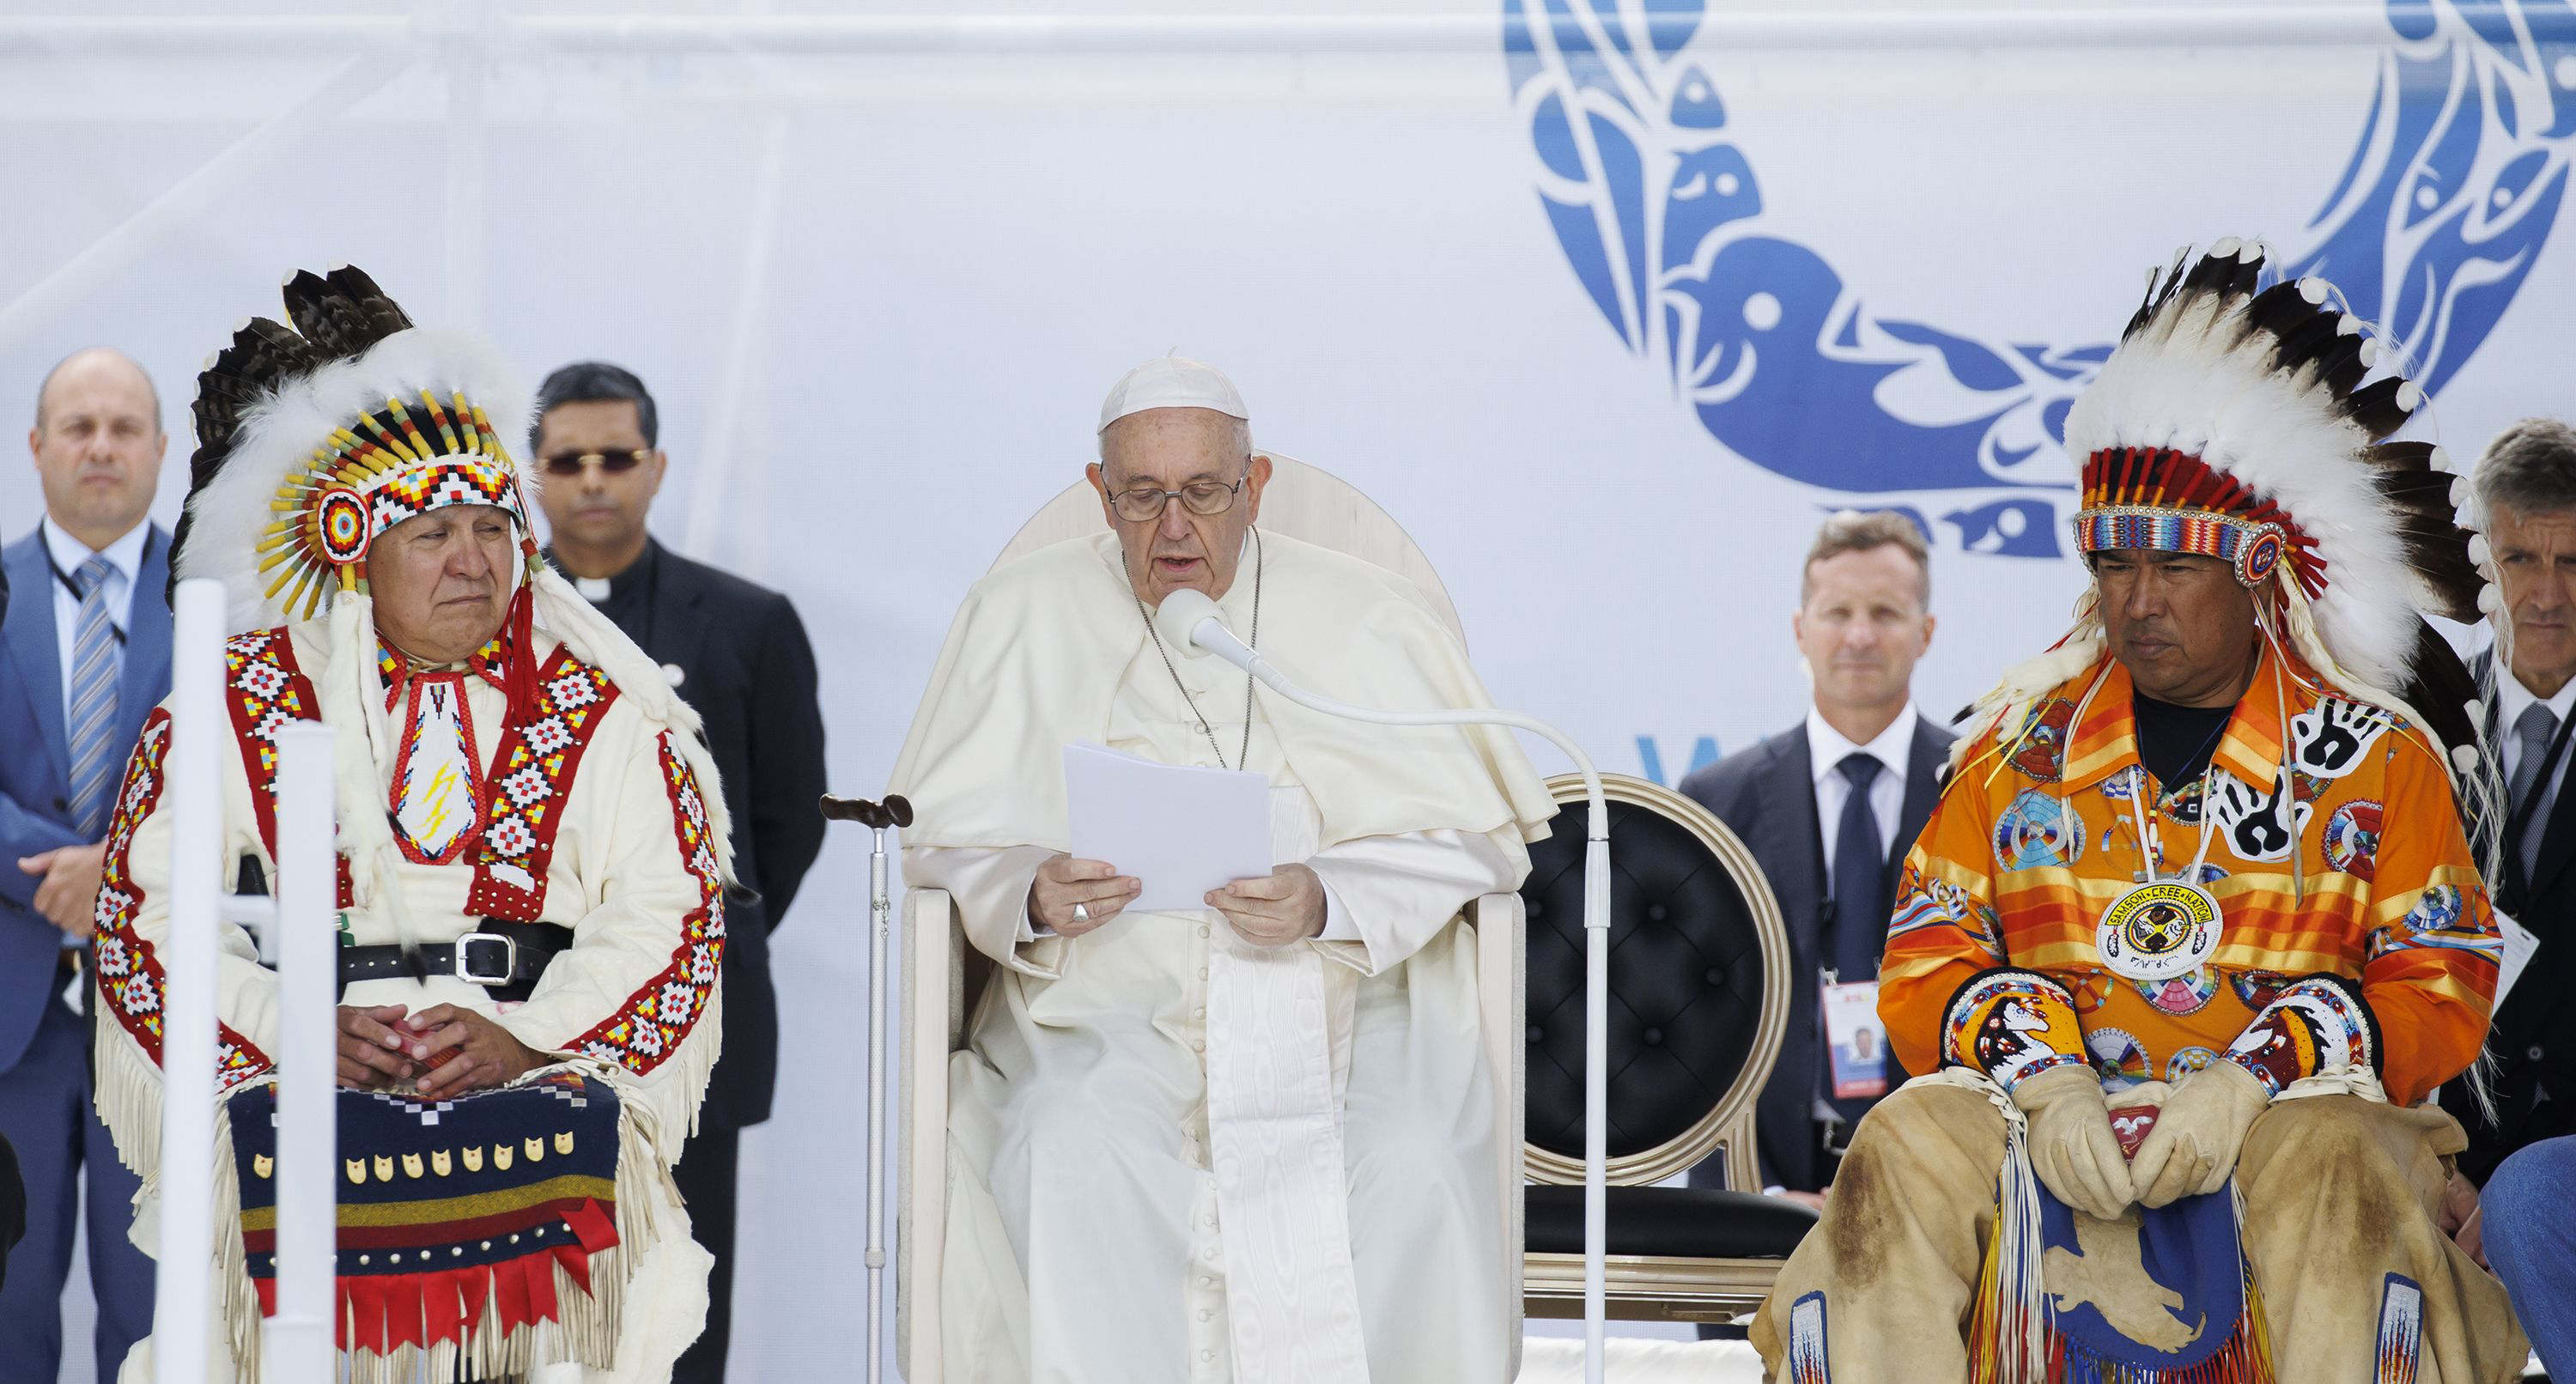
[1806,701,1918,788]
[2496,664,2576,732]
[40,515,149,586]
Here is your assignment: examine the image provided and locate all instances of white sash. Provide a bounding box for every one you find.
[1206,932,1371,1382]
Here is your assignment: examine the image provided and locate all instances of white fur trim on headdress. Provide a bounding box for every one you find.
[177,327,538,632]
[2060,286,2429,696]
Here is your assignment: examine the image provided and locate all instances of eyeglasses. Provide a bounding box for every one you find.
[539,449,650,477]
[1103,477,1246,524]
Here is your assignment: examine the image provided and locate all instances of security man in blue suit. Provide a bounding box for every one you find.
[0,558,26,1294]
[1,348,170,1381]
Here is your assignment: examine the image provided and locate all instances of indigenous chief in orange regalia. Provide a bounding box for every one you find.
[1753,243,2525,1384]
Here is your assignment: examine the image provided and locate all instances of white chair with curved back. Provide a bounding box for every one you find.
[890,454,1527,1381]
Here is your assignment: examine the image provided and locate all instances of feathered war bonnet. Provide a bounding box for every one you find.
[171,266,734,924]
[1965,239,2497,808]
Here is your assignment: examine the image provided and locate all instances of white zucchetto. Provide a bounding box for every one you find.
[1097,355,1249,434]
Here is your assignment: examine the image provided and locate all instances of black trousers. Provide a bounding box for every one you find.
[671,1114,743,1383]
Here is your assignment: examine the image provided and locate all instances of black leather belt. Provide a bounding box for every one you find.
[338,921,572,1004]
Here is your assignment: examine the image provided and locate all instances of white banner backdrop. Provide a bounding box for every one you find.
[2,1,2569,1375]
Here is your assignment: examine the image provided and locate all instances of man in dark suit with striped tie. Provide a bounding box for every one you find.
[0,348,170,1380]
[2442,418,2576,1371]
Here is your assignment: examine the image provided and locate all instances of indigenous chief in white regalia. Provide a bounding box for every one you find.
[93,269,722,1381]
[890,357,1555,1383]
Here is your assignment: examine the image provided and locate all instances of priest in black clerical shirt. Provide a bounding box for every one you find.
[532,361,829,1384]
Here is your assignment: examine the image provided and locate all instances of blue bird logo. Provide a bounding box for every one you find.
[1505,0,2576,560]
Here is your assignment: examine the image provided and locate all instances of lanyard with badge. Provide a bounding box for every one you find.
[1820,890,1889,1101]
[1820,962,1887,1098]
[47,541,139,646]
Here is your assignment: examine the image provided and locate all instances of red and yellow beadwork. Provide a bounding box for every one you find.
[255,390,528,621]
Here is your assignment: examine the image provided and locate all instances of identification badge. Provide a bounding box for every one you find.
[1822,980,1887,1098]
[2494,909,2540,1009]
[2096,880,2221,980]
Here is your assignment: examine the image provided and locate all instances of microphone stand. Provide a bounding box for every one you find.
[1153,592,1613,1384]
[819,792,914,1384]
[163,582,339,1382]
[157,580,223,1384]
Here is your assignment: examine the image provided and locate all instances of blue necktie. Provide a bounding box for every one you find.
[2510,702,2559,884]
[1820,751,1890,1130]
[1829,752,1887,983]
[66,555,123,837]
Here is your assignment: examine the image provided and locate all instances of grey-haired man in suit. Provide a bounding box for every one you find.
[1681,511,1952,1207]
[0,348,169,1380]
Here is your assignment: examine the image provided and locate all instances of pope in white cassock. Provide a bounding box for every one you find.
[889,357,1556,1383]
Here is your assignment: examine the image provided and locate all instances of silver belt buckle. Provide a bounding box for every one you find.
[453,932,517,986]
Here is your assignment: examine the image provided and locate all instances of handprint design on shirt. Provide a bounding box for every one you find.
[2207,772,2316,862]
[2289,699,2395,780]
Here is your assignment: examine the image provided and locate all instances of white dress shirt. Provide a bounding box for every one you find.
[2495,667,2576,819]
[39,517,149,728]
[1806,701,1918,881]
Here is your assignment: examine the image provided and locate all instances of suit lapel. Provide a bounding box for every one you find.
[2526,751,2576,904]
[2,535,71,787]
[1759,727,1826,967]
[2478,650,2576,905]
[641,542,708,677]
[2464,650,2526,899]
[118,527,173,744]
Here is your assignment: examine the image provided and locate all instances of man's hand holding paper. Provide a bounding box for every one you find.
[1027,855,1139,937]
[1206,861,1327,946]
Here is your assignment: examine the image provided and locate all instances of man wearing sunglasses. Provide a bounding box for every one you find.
[531,361,828,1384]
[889,355,1554,1383]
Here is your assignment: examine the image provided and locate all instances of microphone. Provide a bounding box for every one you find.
[1156,585,1619,1381]
[1152,589,1262,674]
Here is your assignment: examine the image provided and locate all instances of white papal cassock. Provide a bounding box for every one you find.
[890,529,1554,1384]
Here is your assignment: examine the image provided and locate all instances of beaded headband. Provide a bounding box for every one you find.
[2071,507,2287,589]
[262,392,530,622]
[2069,445,2324,597]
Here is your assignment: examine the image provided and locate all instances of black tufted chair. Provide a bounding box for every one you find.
[1521,773,1820,1325]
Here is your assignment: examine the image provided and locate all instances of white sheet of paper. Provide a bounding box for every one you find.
[2494,908,2541,1010]
[1064,740,1274,913]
